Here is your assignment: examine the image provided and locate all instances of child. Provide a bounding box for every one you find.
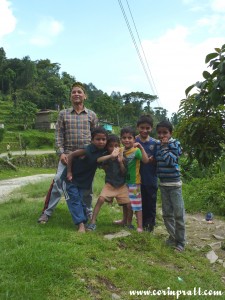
[61,127,120,233]
[119,127,149,232]
[86,134,131,231]
[135,115,158,232]
[155,120,185,251]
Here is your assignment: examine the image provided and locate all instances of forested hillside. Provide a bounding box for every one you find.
[0,47,168,130]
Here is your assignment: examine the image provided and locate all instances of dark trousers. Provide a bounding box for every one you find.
[141,185,158,227]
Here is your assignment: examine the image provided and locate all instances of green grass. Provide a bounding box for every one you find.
[0,171,225,299]
[0,167,55,180]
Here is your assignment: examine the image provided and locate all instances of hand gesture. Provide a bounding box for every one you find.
[111,147,120,158]
[161,137,169,145]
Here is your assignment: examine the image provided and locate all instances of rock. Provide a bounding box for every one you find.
[206,250,218,264]
[208,242,221,250]
[213,234,225,240]
[112,293,121,300]
[104,230,131,240]
[200,237,211,241]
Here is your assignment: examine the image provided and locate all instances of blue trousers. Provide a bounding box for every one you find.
[62,180,88,225]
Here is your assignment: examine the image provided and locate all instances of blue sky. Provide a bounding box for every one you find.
[1,0,225,116]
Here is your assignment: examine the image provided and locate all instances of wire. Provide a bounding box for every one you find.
[117,0,161,107]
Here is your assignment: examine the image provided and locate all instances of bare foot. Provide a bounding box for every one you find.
[113,219,126,226]
[78,223,86,233]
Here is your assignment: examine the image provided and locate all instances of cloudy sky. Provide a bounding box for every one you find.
[1,0,225,116]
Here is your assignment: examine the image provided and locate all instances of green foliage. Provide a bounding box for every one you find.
[183,173,225,215]
[8,100,38,130]
[0,128,4,143]
[20,130,54,149]
[10,154,58,168]
[177,44,225,167]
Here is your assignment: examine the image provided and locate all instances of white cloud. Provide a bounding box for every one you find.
[30,17,63,47]
[142,26,225,115]
[0,0,16,38]
[211,0,225,12]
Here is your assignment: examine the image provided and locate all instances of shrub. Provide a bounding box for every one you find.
[183,173,225,215]
[20,130,54,149]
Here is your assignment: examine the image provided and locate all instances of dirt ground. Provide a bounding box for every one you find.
[155,211,225,264]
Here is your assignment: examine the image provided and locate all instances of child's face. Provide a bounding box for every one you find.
[157,127,172,142]
[107,141,119,154]
[121,133,135,150]
[137,122,152,139]
[92,133,107,149]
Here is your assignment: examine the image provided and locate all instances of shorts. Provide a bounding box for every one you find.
[100,183,130,205]
[127,183,142,211]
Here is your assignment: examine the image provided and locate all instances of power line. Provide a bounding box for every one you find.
[117,0,161,107]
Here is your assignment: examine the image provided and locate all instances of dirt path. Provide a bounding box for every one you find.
[0,174,54,203]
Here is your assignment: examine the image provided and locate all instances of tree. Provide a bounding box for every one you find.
[176,44,225,167]
[9,100,38,130]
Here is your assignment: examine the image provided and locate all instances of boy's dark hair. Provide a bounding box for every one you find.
[156,120,173,133]
[107,134,120,145]
[137,114,153,127]
[91,127,108,139]
[120,127,136,138]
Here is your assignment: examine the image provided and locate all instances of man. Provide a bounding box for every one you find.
[38,82,98,223]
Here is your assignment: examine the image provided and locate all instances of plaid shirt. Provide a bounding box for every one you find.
[55,107,98,155]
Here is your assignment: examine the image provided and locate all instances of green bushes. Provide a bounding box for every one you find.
[0,128,4,143]
[183,173,225,215]
[0,154,58,170]
[20,130,55,149]
[10,154,58,168]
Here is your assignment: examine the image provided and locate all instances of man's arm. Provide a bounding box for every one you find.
[55,111,65,157]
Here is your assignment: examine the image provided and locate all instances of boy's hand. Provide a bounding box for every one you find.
[133,142,143,150]
[148,156,154,163]
[67,172,73,182]
[118,150,124,163]
[111,147,120,158]
[160,137,169,145]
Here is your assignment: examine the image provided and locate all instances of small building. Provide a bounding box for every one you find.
[35,110,57,130]
[99,120,114,133]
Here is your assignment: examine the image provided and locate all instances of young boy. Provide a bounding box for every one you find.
[86,134,131,231]
[120,127,149,232]
[155,120,185,251]
[136,115,158,232]
[61,127,120,233]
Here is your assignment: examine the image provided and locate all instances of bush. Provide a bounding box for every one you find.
[20,130,54,149]
[183,173,225,215]
[0,128,5,143]
[10,154,58,168]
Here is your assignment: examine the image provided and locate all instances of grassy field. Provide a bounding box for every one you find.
[0,170,224,300]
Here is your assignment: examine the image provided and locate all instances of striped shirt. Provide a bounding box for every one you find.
[155,138,182,183]
[55,107,98,155]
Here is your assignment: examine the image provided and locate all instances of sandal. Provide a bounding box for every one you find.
[86,223,96,231]
[174,245,184,252]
